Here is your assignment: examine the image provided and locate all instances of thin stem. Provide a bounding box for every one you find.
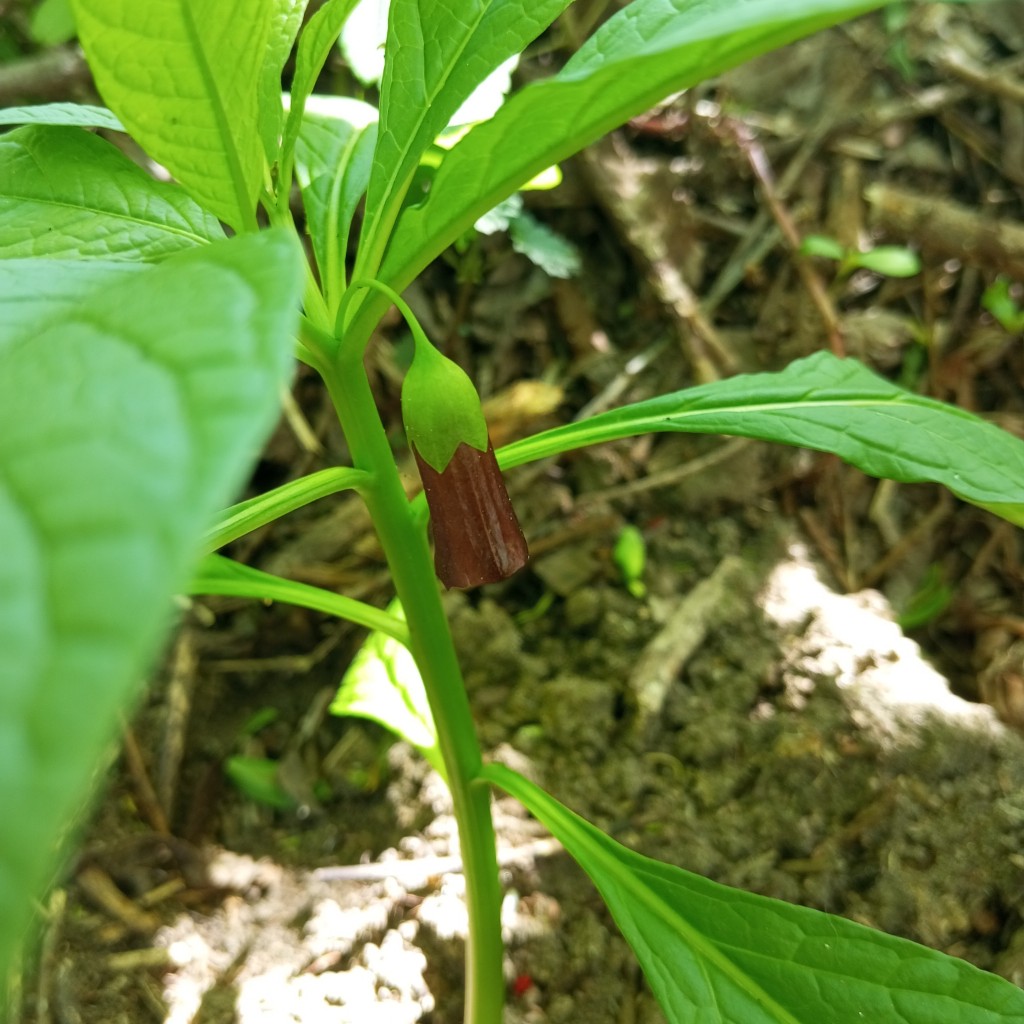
[335,268,395,345]
[204,466,368,552]
[322,347,504,1024]
[191,554,409,645]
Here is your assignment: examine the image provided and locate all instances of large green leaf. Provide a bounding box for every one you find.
[497,352,1024,526]
[0,125,224,260]
[70,0,278,230]
[484,763,1024,1023]
[355,0,574,283]
[0,258,142,338]
[0,103,124,130]
[376,0,883,302]
[0,230,303,987]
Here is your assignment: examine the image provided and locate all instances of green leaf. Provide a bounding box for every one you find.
[0,103,124,130]
[498,352,1024,526]
[225,756,296,810]
[70,0,279,230]
[978,500,1024,523]
[355,0,574,282]
[0,125,224,260]
[474,193,521,235]
[801,234,846,261]
[258,0,307,166]
[982,278,1024,334]
[293,100,378,301]
[484,763,1024,1024]
[978,276,1019,331]
[896,565,953,630]
[281,0,362,175]
[29,0,77,46]
[613,524,648,599]
[508,210,580,279]
[0,230,304,984]
[851,246,921,278]
[190,554,409,644]
[330,601,443,778]
[204,466,368,551]
[0,259,142,339]
[379,0,884,297]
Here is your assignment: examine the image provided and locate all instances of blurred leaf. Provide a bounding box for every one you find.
[0,258,142,338]
[801,234,846,260]
[241,708,280,736]
[330,602,443,778]
[983,277,1024,334]
[226,757,295,810]
[508,210,580,278]
[0,230,304,985]
[851,246,921,278]
[897,565,954,630]
[29,0,77,45]
[613,524,647,599]
[474,194,521,235]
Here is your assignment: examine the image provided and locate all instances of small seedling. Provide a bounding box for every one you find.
[802,232,922,279]
[225,756,298,812]
[897,564,955,630]
[983,276,1024,334]
[613,524,648,599]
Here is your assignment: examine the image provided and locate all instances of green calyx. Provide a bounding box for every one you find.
[402,331,488,472]
[338,278,489,473]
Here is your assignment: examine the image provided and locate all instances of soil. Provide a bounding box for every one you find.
[9,5,1024,1023]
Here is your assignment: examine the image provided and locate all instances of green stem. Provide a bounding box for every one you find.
[190,554,410,646]
[204,466,368,552]
[322,346,504,1024]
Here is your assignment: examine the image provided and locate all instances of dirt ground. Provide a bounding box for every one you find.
[7,4,1024,1022]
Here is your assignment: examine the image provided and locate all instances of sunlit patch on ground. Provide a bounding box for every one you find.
[761,542,1003,742]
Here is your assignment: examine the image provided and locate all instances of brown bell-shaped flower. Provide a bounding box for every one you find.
[413,440,529,589]
[401,325,528,588]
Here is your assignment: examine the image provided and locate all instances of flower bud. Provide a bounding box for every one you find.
[401,341,528,589]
